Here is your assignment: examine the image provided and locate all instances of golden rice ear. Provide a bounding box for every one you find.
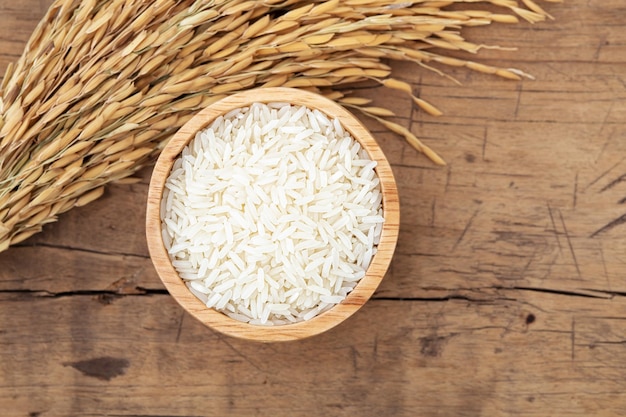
[412,98,443,117]
[343,101,446,166]
[0,0,556,250]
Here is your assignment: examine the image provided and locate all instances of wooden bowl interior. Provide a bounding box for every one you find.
[146,87,399,342]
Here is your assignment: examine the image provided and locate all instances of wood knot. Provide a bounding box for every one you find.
[63,356,129,381]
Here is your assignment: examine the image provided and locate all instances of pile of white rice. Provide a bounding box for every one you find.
[161,102,384,325]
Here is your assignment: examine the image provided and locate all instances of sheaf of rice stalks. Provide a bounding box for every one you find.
[0,0,561,251]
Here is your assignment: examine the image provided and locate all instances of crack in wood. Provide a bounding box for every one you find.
[557,209,582,279]
[175,311,185,343]
[513,82,523,119]
[547,203,563,254]
[481,126,488,161]
[507,286,610,299]
[580,288,626,298]
[373,295,514,303]
[545,205,583,278]
[13,241,150,259]
[215,333,265,373]
[0,288,168,298]
[430,198,436,227]
[591,340,626,345]
[599,173,626,193]
[452,208,479,251]
[2,286,624,303]
[585,158,623,191]
[591,212,626,238]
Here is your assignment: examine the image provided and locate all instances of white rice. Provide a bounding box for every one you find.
[161,102,384,325]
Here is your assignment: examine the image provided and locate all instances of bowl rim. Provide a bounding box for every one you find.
[146,87,399,342]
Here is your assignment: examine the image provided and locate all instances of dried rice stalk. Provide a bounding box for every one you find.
[0,0,560,251]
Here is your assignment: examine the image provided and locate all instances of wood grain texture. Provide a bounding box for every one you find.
[1,0,626,415]
[146,88,400,342]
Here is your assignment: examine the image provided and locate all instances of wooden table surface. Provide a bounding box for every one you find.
[1,1,626,416]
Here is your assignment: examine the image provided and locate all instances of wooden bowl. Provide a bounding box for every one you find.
[146,87,399,342]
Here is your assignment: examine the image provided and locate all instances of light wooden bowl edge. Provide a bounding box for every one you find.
[146,87,400,342]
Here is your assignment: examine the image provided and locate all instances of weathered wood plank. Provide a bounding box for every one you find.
[1,293,625,416]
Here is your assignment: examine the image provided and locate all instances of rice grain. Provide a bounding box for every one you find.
[161,102,384,325]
